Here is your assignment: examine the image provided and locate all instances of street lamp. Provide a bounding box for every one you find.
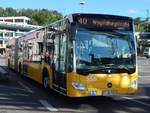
[79,1,86,13]
[80,1,86,5]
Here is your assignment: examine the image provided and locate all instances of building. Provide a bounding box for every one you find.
[0,16,30,25]
[0,16,42,55]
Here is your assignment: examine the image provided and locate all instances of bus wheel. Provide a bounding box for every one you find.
[8,59,10,69]
[19,63,23,77]
[43,70,49,89]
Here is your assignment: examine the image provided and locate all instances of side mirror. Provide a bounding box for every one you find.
[48,26,58,31]
[28,42,33,48]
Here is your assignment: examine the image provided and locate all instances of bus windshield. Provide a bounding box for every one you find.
[75,29,136,74]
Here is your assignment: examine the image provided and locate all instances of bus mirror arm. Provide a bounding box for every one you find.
[48,26,58,31]
[48,25,64,32]
[40,56,44,63]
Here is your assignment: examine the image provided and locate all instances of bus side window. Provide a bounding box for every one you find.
[39,42,43,53]
[68,40,73,72]
[44,44,54,65]
[59,33,67,72]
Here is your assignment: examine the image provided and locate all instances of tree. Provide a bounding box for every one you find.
[0,7,63,26]
[143,23,150,32]
[134,17,150,32]
[134,17,145,32]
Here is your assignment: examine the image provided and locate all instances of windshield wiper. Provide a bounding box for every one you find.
[77,66,106,75]
[115,67,130,73]
[103,63,131,72]
[77,65,135,75]
[113,30,131,36]
[103,63,116,67]
[106,66,135,74]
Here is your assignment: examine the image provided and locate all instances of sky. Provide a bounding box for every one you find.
[0,0,150,19]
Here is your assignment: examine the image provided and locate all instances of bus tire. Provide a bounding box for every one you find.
[19,63,23,77]
[43,69,49,90]
[8,59,10,69]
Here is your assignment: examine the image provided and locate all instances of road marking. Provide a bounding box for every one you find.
[127,95,150,99]
[0,101,37,105]
[39,100,58,112]
[139,71,150,73]
[139,76,150,78]
[139,85,150,88]
[123,96,150,107]
[0,93,28,97]
[0,85,30,92]
[18,81,33,93]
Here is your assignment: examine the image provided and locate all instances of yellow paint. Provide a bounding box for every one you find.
[25,62,52,88]
[67,72,138,97]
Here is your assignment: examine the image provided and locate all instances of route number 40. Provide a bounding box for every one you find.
[78,18,88,25]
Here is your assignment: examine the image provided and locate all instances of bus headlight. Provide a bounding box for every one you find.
[72,82,87,90]
[129,80,137,88]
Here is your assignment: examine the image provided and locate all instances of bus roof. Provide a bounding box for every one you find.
[67,13,132,23]
[66,13,133,31]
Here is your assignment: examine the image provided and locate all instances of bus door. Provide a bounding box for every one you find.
[52,32,67,93]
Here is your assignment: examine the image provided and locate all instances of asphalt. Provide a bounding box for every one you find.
[0,66,9,81]
[0,57,9,81]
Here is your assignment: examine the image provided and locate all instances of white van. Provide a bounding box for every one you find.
[143,47,150,58]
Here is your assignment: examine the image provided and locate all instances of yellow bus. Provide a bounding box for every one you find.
[8,13,138,97]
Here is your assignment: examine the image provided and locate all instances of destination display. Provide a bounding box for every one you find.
[73,14,132,31]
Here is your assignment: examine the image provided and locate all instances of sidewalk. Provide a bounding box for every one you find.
[0,66,9,81]
[138,56,146,60]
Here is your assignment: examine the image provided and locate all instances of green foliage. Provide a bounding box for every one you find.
[143,23,150,32]
[134,17,141,25]
[134,17,150,32]
[0,7,63,26]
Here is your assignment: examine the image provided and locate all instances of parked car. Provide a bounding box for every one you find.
[143,47,150,58]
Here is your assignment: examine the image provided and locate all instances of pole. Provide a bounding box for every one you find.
[79,1,86,13]
[146,9,149,31]
[146,9,149,21]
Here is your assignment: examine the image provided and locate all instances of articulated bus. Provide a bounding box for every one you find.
[8,13,138,97]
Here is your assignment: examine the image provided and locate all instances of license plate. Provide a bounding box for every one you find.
[102,91,116,96]
[90,90,97,96]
